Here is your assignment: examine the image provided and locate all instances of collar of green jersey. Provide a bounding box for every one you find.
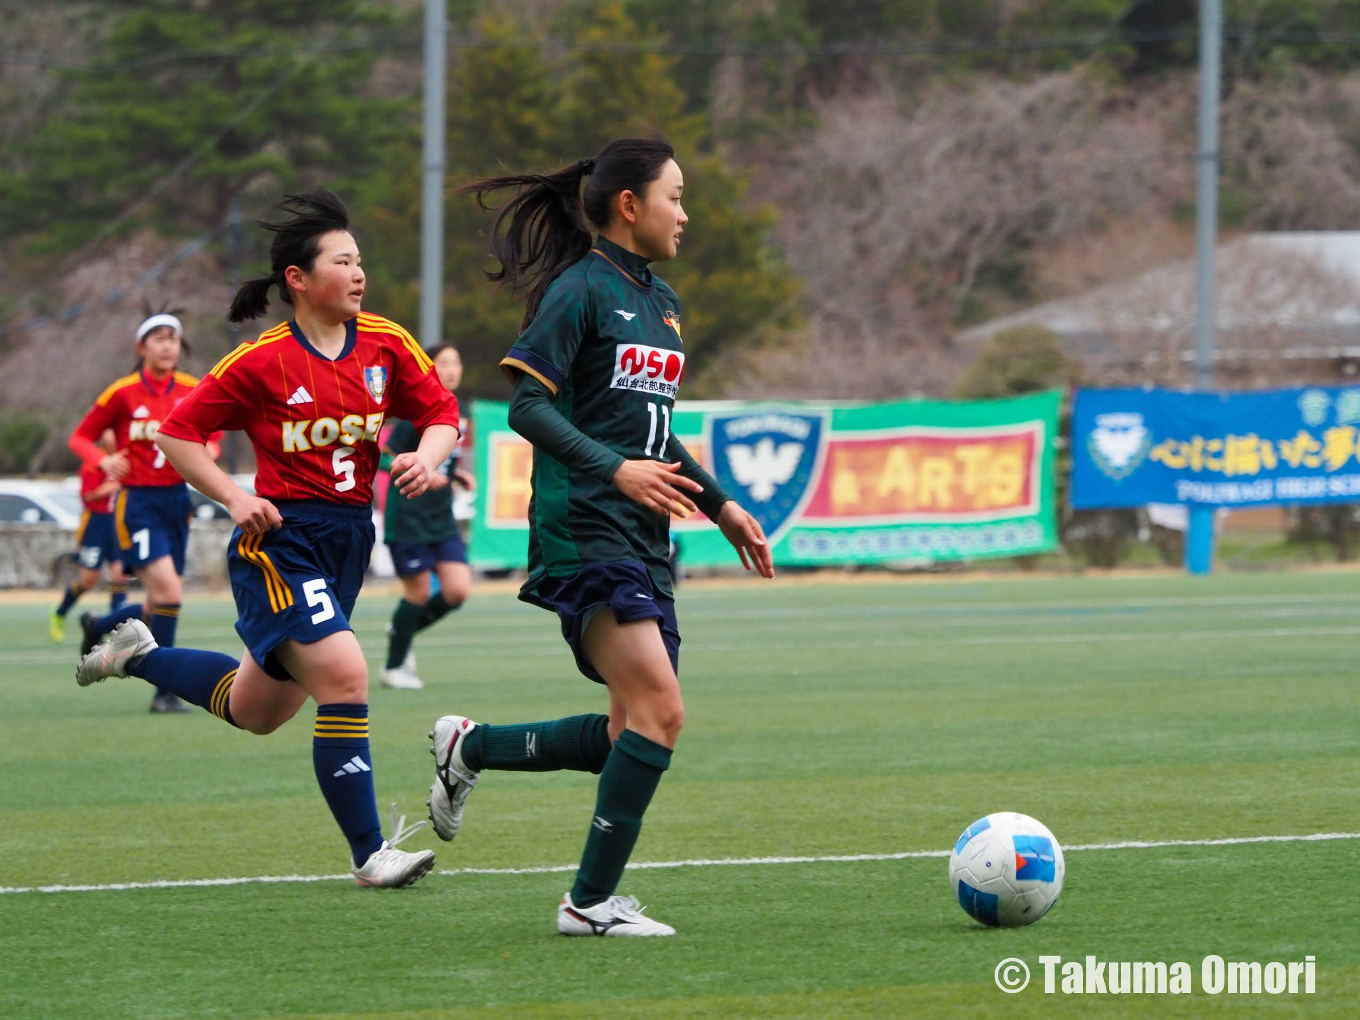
[590,235,654,291]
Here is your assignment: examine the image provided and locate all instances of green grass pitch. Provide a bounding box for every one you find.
[1,570,1357,1018]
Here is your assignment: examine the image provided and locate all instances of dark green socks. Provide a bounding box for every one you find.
[570,729,673,908]
[386,595,459,670]
[418,593,455,631]
[385,598,426,670]
[461,714,613,774]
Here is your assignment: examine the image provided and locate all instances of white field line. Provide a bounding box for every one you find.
[3,831,1356,897]
[8,623,1360,668]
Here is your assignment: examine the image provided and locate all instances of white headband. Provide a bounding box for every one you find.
[136,313,183,341]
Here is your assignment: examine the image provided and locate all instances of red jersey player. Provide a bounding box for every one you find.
[50,430,130,642]
[68,310,221,713]
[77,189,458,889]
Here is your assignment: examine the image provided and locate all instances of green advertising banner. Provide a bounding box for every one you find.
[470,392,1060,569]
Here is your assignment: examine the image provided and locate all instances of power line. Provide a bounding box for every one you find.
[0,228,222,340]
[0,29,1201,72]
[13,24,1360,73]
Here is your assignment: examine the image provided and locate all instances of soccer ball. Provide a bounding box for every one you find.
[949,812,1065,927]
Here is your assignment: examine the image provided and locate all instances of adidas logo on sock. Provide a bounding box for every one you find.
[333,755,371,777]
[287,386,314,406]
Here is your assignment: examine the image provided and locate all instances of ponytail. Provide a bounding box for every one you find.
[226,188,351,323]
[460,164,594,328]
[461,136,675,328]
[228,275,277,324]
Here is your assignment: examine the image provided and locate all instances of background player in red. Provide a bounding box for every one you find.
[76,189,458,888]
[68,309,221,713]
[50,429,132,642]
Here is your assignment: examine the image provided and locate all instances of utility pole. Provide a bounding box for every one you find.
[1187,0,1221,576]
[224,192,243,473]
[419,0,447,349]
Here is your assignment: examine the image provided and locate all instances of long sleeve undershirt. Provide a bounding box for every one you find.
[507,373,733,521]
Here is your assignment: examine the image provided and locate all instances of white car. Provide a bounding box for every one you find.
[0,479,86,529]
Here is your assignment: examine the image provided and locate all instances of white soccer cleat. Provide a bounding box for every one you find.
[556,893,676,937]
[380,665,424,690]
[351,841,436,888]
[427,714,479,841]
[351,807,436,889]
[76,618,157,687]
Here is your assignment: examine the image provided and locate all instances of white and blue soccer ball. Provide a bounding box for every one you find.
[949,812,1065,927]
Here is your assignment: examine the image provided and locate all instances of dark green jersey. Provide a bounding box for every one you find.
[381,417,461,544]
[500,237,689,596]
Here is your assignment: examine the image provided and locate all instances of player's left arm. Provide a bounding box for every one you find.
[669,436,774,578]
[669,439,731,520]
[386,339,460,499]
[390,424,457,498]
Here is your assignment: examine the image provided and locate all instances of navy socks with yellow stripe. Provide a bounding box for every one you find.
[145,603,182,701]
[147,602,180,647]
[571,729,673,908]
[461,714,613,774]
[312,704,384,867]
[109,581,128,611]
[56,581,86,617]
[90,603,144,641]
[128,647,240,726]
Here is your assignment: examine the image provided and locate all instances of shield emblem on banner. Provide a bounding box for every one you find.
[709,409,828,544]
[1087,411,1150,480]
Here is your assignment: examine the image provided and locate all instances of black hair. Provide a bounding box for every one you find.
[133,299,189,372]
[228,188,351,323]
[423,342,460,361]
[459,136,675,327]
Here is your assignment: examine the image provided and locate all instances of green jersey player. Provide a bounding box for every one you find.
[379,344,474,690]
[428,135,773,937]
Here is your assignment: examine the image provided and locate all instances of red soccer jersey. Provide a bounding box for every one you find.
[72,371,206,487]
[158,313,459,506]
[78,463,117,514]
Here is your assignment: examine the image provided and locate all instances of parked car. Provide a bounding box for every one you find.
[0,479,85,529]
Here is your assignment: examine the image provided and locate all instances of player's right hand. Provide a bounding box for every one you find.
[100,451,130,480]
[612,460,702,518]
[228,493,283,535]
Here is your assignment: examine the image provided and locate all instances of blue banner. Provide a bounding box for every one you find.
[1071,386,1360,508]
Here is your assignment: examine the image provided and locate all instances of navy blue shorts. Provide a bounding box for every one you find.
[388,534,467,577]
[521,560,679,685]
[76,511,122,571]
[114,484,191,573]
[228,501,374,680]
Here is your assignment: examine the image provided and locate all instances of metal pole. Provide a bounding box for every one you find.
[224,193,244,473]
[419,0,447,349]
[1185,0,1221,577]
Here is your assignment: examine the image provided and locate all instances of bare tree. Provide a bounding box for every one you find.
[721,71,1188,399]
[1221,69,1360,231]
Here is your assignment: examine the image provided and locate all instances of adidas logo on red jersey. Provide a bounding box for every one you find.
[286,386,314,406]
